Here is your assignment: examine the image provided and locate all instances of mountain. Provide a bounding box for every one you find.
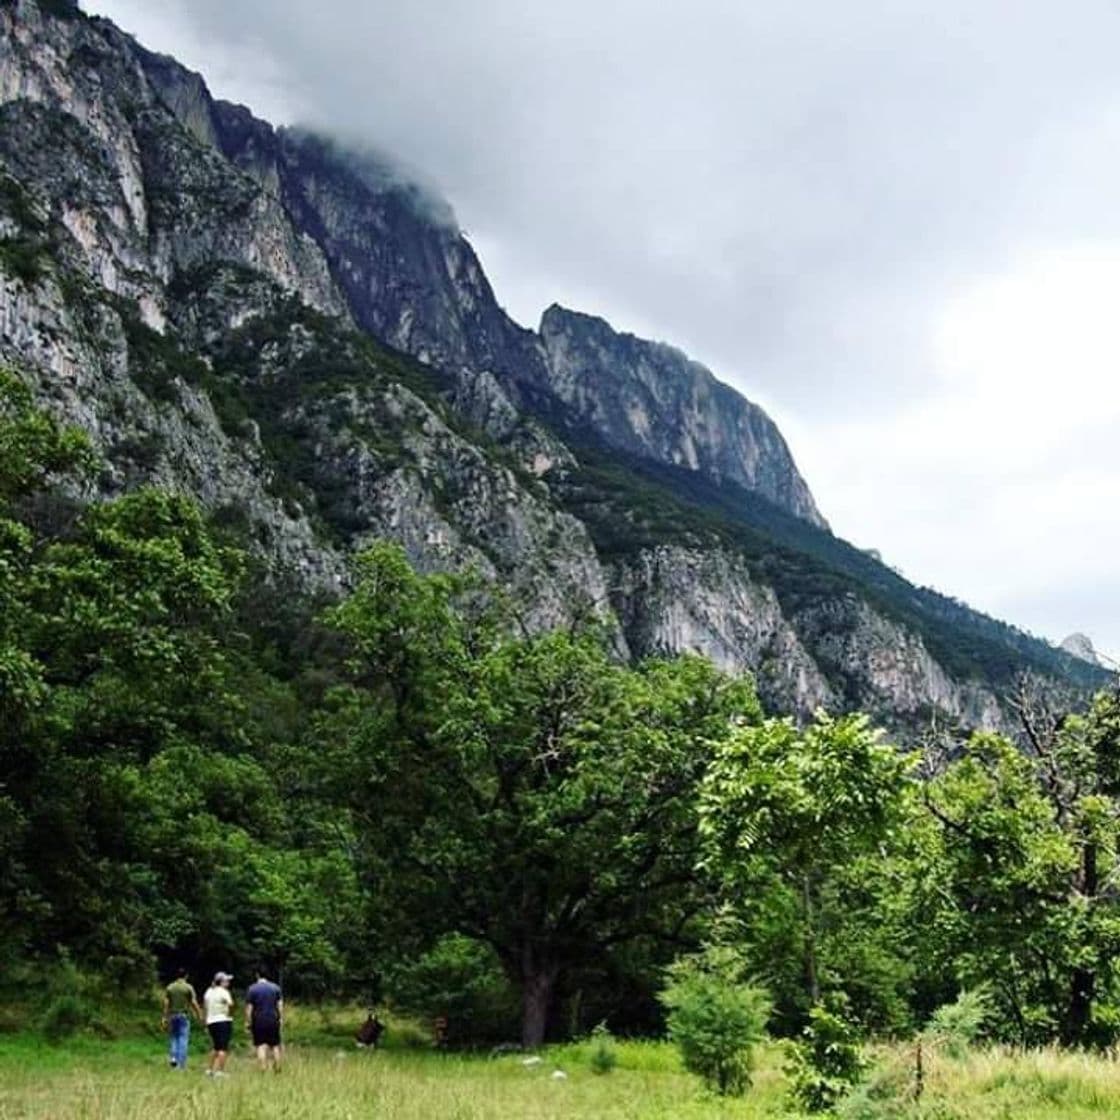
[1061,633,1105,668]
[0,0,1108,731]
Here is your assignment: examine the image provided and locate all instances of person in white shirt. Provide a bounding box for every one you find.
[202,972,235,1077]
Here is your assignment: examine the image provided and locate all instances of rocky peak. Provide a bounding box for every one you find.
[1061,633,1103,667]
[539,304,826,527]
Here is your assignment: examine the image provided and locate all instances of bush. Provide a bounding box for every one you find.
[386,934,519,1047]
[788,1005,867,1113]
[658,946,771,1096]
[925,987,989,1059]
[40,993,96,1043]
[588,1022,617,1075]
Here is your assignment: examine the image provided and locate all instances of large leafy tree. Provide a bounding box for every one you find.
[0,369,360,984]
[319,543,759,1045]
[917,687,1120,1046]
[699,712,915,1031]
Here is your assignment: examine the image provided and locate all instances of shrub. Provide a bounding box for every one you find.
[40,993,95,1043]
[788,1005,867,1113]
[588,1022,617,1075]
[386,934,519,1047]
[658,946,771,1096]
[925,987,990,1059]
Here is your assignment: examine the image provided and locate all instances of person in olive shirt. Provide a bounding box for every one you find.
[161,968,202,1070]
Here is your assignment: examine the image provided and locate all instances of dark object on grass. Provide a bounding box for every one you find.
[356,1012,384,1048]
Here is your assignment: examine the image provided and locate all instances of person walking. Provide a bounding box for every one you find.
[203,972,235,1077]
[161,967,201,1070]
[160,967,199,1070]
[245,968,284,1071]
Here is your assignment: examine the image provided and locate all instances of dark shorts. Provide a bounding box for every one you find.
[208,1020,232,1051]
[251,1020,281,1048]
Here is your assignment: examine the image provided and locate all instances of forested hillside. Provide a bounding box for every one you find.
[4,375,1120,1053]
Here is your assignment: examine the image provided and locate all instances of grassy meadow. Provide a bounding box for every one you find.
[4,1011,1120,1120]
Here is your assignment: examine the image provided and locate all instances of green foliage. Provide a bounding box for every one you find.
[0,367,93,503]
[8,346,1120,1055]
[699,712,916,1031]
[39,994,95,1043]
[588,1022,618,1075]
[36,955,107,1043]
[0,235,48,285]
[320,543,760,1045]
[925,988,990,1059]
[387,935,519,1046]
[788,1005,867,1113]
[912,703,1120,1048]
[659,946,771,1096]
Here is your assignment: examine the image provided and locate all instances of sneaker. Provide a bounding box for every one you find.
[204,1070,213,1077]
[214,1071,227,1078]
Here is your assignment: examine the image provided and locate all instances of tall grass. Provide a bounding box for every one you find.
[3,1029,1120,1119]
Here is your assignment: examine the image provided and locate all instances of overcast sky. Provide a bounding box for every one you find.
[85,0,1120,663]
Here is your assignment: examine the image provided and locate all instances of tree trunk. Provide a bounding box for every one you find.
[1063,842,1098,1045]
[521,967,557,1049]
[803,874,820,1005]
[1064,967,1095,1046]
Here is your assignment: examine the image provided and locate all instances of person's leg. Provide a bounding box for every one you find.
[256,1044,269,1070]
[180,1017,191,1069]
[170,1015,189,1069]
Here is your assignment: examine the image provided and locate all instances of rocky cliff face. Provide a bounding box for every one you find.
[539,305,825,526]
[0,0,1103,733]
[132,38,823,530]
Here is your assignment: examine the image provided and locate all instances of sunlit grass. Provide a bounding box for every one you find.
[3,1025,1120,1119]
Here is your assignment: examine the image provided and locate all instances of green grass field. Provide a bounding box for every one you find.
[3,1019,1120,1119]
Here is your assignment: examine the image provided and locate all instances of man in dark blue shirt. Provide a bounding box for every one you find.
[245,968,284,1071]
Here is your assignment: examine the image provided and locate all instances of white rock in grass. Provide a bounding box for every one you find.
[521,1056,543,1067]
[551,1070,568,1080]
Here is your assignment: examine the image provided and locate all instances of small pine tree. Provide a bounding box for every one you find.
[588,1022,617,1075]
[788,1005,866,1113]
[925,987,990,1059]
[659,946,771,1097]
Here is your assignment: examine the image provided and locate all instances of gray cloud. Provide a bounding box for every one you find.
[86,0,1120,661]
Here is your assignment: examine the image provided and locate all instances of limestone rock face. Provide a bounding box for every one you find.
[611,546,834,718]
[133,42,825,529]
[539,305,826,528]
[0,0,1103,736]
[1060,633,1103,667]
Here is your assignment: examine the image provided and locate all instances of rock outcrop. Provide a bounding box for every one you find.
[0,0,1106,734]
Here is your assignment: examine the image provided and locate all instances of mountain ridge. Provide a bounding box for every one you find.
[0,0,1109,734]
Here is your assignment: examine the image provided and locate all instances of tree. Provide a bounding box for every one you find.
[917,684,1120,1047]
[318,543,760,1046]
[698,712,914,1030]
[659,945,771,1096]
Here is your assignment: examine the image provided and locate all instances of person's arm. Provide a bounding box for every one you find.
[190,986,202,1022]
[161,991,169,1028]
[277,997,284,1024]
